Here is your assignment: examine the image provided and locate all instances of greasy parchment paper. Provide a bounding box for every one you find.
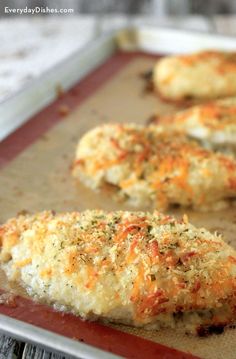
[0,56,236,359]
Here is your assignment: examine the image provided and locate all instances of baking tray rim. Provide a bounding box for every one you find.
[0,314,121,359]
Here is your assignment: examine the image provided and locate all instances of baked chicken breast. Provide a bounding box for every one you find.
[72,124,236,211]
[151,97,236,151]
[1,210,236,335]
[153,50,236,101]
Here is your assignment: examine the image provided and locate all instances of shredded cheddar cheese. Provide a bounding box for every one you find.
[1,210,236,335]
[153,97,236,150]
[153,50,236,101]
[72,124,236,211]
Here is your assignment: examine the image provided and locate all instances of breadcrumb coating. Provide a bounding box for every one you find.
[153,50,236,101]
[72,124,236,211]
[152,97,236,150]
[1,210,236,334]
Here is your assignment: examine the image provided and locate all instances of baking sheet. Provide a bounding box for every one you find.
[0,51,236,359]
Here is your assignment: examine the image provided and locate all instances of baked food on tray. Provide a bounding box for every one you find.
[1,210,236,336]
[150,97,236,152]
[153,50,236,101]
[72,124,236,211]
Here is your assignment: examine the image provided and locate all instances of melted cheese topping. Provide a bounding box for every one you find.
[72,124,236,211]
[154,97,236,149]
[1,210,236,333]
[153,50,236,101]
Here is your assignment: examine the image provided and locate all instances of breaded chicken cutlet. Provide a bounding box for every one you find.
[1,210,236,336]
[151,97,236,152]
[153,50,236,102]
[72,124,236,211]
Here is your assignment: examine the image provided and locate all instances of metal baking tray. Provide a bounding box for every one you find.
[0,314,120,359]
[1,26,236,359]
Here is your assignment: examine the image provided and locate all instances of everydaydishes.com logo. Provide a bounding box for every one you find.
[4,6,74,15]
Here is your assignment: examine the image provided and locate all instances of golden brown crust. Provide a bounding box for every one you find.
[150,98,236,150]
[153,50,236,101]
[1,210,236,333]
[73,124,236,211]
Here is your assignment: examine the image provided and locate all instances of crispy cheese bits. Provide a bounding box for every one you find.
[153,50,236,101]
[151,97,236,151]
[1,210,236,335]
[72,124,236,211]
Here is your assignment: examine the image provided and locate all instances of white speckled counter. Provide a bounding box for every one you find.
[0,16,97,102]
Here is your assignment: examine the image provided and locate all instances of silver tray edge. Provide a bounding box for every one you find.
[0,314,121,359]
